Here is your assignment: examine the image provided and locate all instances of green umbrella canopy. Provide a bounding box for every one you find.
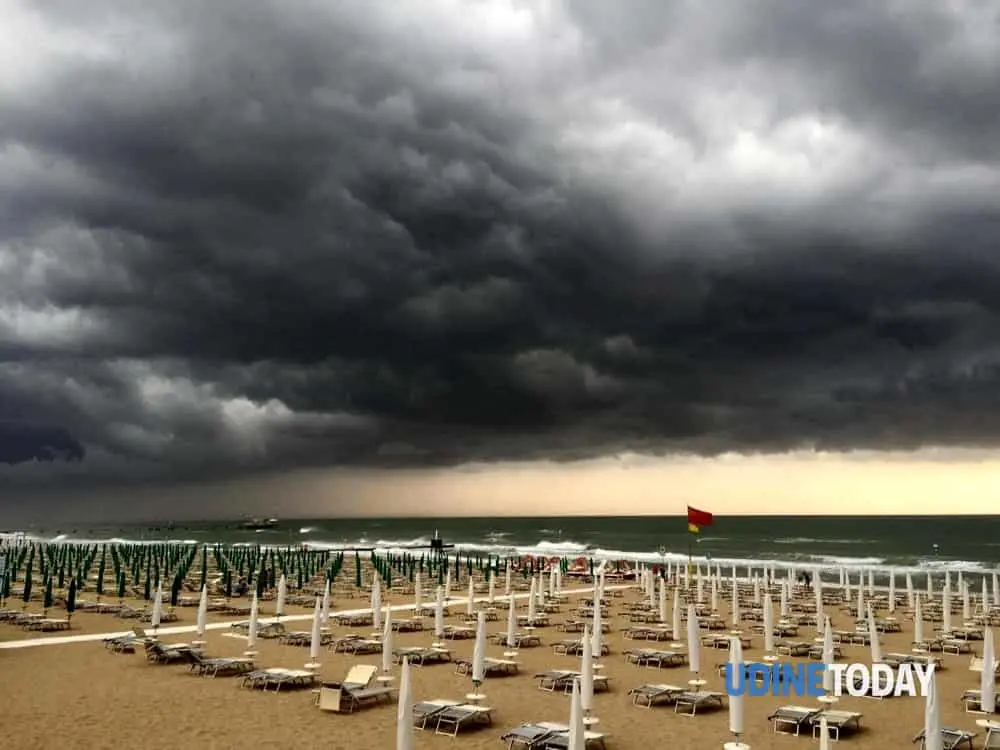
[43,577,54,610]
[117,571,127,600]
[67,577,77,614]
[22,563,33,604]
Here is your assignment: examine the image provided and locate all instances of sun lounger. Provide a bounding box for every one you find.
[540,730,609,750]
[813,710,863,740]
[316,664,394,711]
[768,706,821,735]
[454,657,520,676]
[969,655,1000,675]
[412,699,463,729]
[442,625,476,640]
[393,646,452,666]
[961,689,1000,713]
[535,670,578,691]
[982,720,1000,750]
[393,618,424,632]
[433,704,493,736]
[144,641,197,663]
[776,640,811,656]
[942,639,972,654]
[332,637,382,655]
[553,639,610,656]
[242,668,318,693]
[501,723,562,749]
[912,727,977,749]
[628,683,685,708]
[187,651,256,677]
[674,691,726,716]
[333,612,373,627]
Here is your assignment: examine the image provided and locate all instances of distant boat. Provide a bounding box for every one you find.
[239,516,279,530]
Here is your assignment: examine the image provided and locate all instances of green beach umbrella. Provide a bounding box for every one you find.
[21,562,33,609]
[117,571,127,602]
[66,577,77,621]
[43,577,54,614]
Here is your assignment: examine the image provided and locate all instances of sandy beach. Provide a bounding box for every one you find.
[1,574,996,750]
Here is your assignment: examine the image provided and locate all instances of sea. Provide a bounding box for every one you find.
[4,515,1000,575]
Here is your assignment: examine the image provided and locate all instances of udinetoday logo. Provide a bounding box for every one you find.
[723,662,935,698]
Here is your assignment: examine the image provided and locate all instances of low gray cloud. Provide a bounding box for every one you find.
[1,0,999,492]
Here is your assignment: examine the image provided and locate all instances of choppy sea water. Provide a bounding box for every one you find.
[3,515,999,575]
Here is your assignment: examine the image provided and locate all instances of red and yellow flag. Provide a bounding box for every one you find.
[687,506,714,534]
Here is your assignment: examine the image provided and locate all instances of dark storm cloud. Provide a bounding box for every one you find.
[1,0,1000,489]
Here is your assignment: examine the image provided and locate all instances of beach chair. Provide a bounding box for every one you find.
[540,730,609,750]
[144,641,195,664]
[243,668,317,692]
[500,723,561,749]
[983,720,1000,749]
[768,706,821,735]
[674,691,726,716]
[412,699,462,730]
[186,651,256,677]
[961,688,1000,713]
[317,665,395,713]
[812,710,863,740]
[535,670,578,692]
[433,704,493,736]
[912,727,977,749]
[628,683,684,708]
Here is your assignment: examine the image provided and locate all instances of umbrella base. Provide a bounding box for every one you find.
[305,662,321,670]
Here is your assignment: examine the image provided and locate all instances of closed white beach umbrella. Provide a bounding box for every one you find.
[444,569,452,600]
[752,577,760,606]
[467,577,475,617]
[413,572,422,611]
[658,578,667,624]
[856,585,864,620]
[434,586,446,641]
[888,572,896,613]
[488,571,495,604]
[151,582,163,631]
[246,592,260,653]
[982,578,989,612]
[527,578,537,622]
[504,565,512,596]
[926,573,933,598]
[308,596,322,668]
[567,676,586,750]
[711,577,719,613]
[396,656,414,750]
[648,574,656,609]
[993,573,999,607]
[914,597,925,644]
[779,583,788,618]
[372,578,383,631]
[728,635,745,737]
[382,605,394,675]
[731,580,740,626]
[924,667,943,750]
[981,628,996,714]
[763,594,775,655]
[672,590,681,643]
[687,603,701,677]
[963,583,971,622]
[195,584,208,644]
[505,593,517,649]
[942,588,952,632]
[580,624,594,714]
[819,714,831,750]
[590,598,603,657]
[814,577,824,622]
[321,580,331,627]
[276,574,287,619]
[867,605,882,664]
[471,611,487,689]
[822,616,835,692]
[868,569,874,596]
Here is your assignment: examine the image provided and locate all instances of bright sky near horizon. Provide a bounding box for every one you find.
[15,449,999,524]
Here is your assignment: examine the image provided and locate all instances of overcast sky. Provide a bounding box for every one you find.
[2,0,999,521]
